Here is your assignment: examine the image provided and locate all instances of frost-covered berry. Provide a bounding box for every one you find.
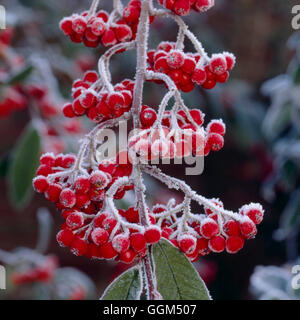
[91,227,109,246]
[45,183,62,202]
[66,211,84,229]
[112,234,130,253]
[209,54,227,75]
[223,52,236,71]
[100,242,118,259]
[206,133,224,151]
[74,176,90,194]
[226,236,244,254]
[33,176,49,193]
[167,50,185,69]
[223,220,240,236]
[145,226,161,244]
[130,233,147,252]
[102,217,118,234]
[239,217,257,239]
[70,236,88,256]
[207,119,226,136]
[192,68,206,85]
[241,203,264,225]
[56,229,74,247]
[197,237,210,256]
[208,235,225,253]
[200,218,220,239]
[90,170,109,189]
[59,188,76,208]
[140,108,157,127]
[179,234,197,254]
[119,249,136,264]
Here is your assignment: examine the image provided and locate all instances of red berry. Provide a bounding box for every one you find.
[226,236,244,254]
[70,237,88,256]
[223,220,240,236]
[56,229,74,247]
[200,218,219,239]
[93,213,109,227]
[167,50,185,69]
[202,79,216,90]
[207,120,226,136]
[101,29,117,46]
[239,218,257,239]
[102,217,118,234]
[154,57,170,73]
[119,249,136,264]
[241,203,264,225]
[33,176,49,193]
[161,227,173,239]
[75,193,91,208]
[206,133,224,151]
[174,0,191,16]
[60,18,73,35]
[224,52,236,71]
[90,170,109,189]
[63,103,75,118]
[100,242,118,259]
[179,235,197,254]
[59,188,76,208]
[144,226,161,244]
[83,71,99,83]
[194,0,214,12]
[182,57,196,74]
[112,234,130,253]
[125,207,140,223]
[91,227,109,246]
[114,24,132,42]
[40,153,55,167]
[66,211,84,229]
[86,243,102,259]
[130,233,146,252]
[72,16,87,34]
[90,18,106,36]
[36,165,53,176]
[74,176,91,194]
[197,237,210,256]
[189,109,204,126]
[45,183,62,202]
[209,54,227,75]
[140,108,157,127]
[192,68,206,85]
[208,235,225,253]
[215,71,229,83]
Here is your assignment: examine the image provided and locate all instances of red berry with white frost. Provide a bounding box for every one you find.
[200,218,220,239]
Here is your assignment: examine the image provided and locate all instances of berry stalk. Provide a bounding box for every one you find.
[131,0,159,300]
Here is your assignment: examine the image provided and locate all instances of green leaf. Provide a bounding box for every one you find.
[0,152,11,179]
[153,239,211,300]
[5,65,34,86]
[101,267,142,300]
[8,125,41,209]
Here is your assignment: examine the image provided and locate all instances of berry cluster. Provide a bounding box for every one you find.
[60,1,154,48]
[129,106,225,160]
[158,0,215,16]
[11,255,58,285]
[63,71,134,123]
[147,42,235,91]
[154,201,264,261]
